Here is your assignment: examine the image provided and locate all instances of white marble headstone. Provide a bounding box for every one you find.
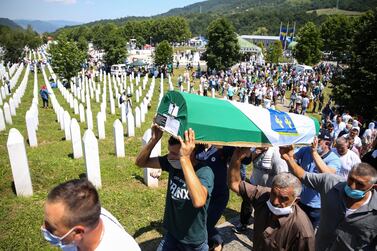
[0,107,6,131]
[142,128,161,187]
[64,111,71,140]
[86,108,93,130]
[82,129,101,188]
[3,102,13,124]
[135,107,141,128]
[70,118,83,159]
[7,128,33,196]
[127,112,135,137]
[79,103,85,123]
[25,111,37,147]
[97,112,105,140]
[113,119,125,157]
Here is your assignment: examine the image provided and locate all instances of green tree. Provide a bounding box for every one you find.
[102,29,127,66]
[320,15,357,63]
[49,39,86,81]
[0,25,42,63]
[253,27,269,35]
[77,36,88,53]
[154,40,173,66]
[293,22,322,65]
[206,18,240,70]
[332,10,377,121]
[267,40,283,64]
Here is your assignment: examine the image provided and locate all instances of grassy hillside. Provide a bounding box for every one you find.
[306,8,364,16]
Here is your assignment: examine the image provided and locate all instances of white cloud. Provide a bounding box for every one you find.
[44,0,77,4]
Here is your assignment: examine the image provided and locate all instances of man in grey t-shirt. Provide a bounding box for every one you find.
[281,146,377,250]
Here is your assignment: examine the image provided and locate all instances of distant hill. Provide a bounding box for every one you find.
[306,8,364,16]
[54,0,377,37]
[163,0,377,16]
[0,18,22,29]
[14,19,82,33]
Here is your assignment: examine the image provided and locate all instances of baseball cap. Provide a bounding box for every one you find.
[318,129,332,141]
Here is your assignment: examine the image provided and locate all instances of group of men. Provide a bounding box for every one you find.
[40,58,377,250]
[41,123,377,251]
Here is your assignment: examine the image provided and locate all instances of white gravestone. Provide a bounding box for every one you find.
[3,102,13,124]
[121,103,127,124]
[0,107,6,131]
[113,119,125,157]
[7,128,33,196]
[59,108,65,130]
[100,103,106,121]
[97,112,105,140]
[70,118,83,159]
[142,128,161,188]
[82,129,101,188]
[86,108,93,130]
[64,111,71,140]
[9,98,16,116]
[25,111,37,147]
[135,107,141,128]
[73,99,79,114]
[79,103,85,123]
[127,112,135,137]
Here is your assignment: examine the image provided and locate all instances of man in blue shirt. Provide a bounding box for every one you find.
[294,129,341,230]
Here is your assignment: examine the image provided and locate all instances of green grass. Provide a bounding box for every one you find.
[0,66,243,250]
[306,8,364,16]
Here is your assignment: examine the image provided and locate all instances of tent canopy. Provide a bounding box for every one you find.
[156,91,320,147]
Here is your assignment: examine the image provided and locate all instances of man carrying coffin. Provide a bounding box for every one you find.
[228,147,315,251]
[135,125,214,251]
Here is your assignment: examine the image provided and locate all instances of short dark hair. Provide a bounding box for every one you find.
[47,179,101,229]
[168,136,180,146]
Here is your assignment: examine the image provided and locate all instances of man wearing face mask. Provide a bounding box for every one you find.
[280,147,377,250]
[41,179,141,251]
[293,129,341,230]
[228,147,315,251]
[135,126,214,251]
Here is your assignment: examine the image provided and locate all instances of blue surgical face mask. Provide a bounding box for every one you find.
[41,226,77,251]
[317,146,324,155]
[344,184,370,200]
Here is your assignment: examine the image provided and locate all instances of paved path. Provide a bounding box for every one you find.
[217,217,254,251]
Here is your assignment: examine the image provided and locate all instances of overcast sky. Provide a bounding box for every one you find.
[0,0,205,23]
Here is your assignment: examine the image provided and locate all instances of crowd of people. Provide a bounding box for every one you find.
[41,60,377,251]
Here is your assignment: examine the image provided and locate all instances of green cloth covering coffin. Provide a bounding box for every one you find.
[156,91,320,147]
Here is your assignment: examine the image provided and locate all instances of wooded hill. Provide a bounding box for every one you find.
[54,0,377,38]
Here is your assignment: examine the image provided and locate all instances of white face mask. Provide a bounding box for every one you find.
[167,159,182,170]
[266,200,293,216]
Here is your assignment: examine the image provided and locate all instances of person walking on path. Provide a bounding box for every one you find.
[40,85,50,108]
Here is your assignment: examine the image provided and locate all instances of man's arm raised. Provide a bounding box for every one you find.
[135,125,163,169]
[228,147,251,195]
[179,129,209,208]
[279,145,306,180]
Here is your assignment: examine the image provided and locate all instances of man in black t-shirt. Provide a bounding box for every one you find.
[135,125,214,251]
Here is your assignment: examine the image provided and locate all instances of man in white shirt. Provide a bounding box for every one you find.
[342,127,363,153]
[41,179,140,251]
[333,137,361,178]
[333,115,346,139]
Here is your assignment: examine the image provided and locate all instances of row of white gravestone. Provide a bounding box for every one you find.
[6,125,103,197]
[0,64,31,128]
[25,69,40,147]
